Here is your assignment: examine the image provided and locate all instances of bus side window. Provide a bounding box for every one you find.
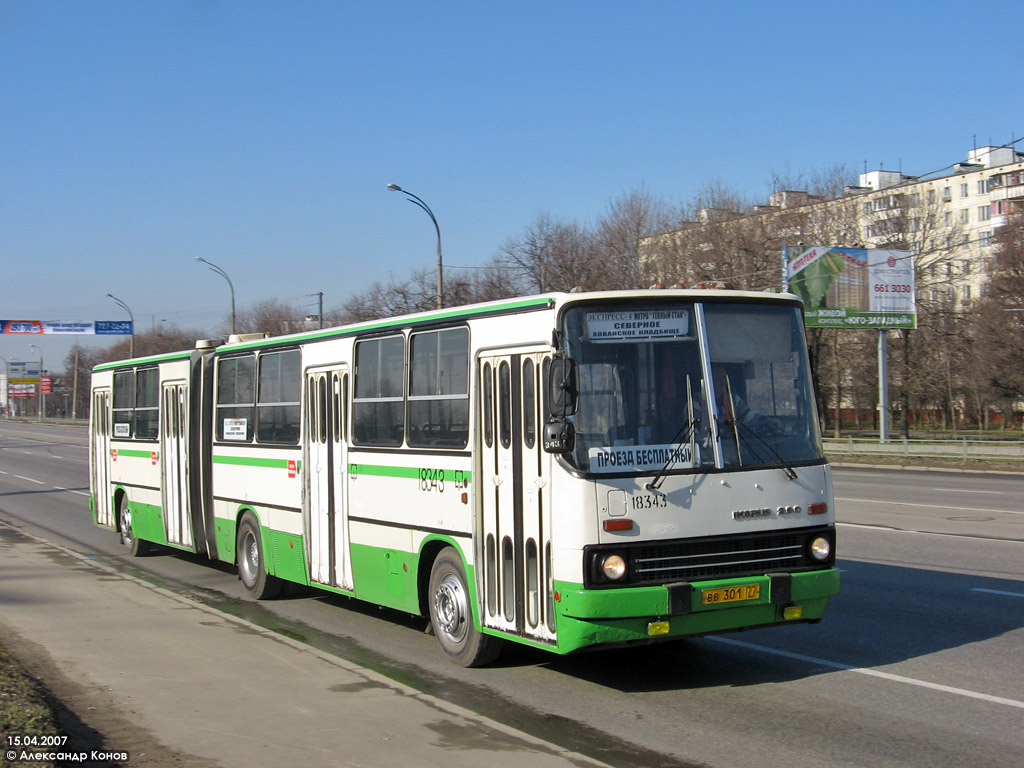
[135,367,159,440]
[353,335,405,447]
[408,327,469,449]
[256,348,300,444]
[216,354,256,442]
[112,370,134,438]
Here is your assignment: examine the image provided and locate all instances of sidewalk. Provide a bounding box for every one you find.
[0,521,609,768]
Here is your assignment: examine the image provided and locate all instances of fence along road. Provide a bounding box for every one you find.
[825,436,1024,465]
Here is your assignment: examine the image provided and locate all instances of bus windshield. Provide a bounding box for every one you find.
[560,301,824,475]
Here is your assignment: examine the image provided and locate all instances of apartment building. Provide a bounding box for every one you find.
[855,145,1024,304]
[644,143,1024,306]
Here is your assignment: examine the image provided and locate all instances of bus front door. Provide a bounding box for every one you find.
[161,381,192,548]
[479,350,556,645]
[304,367,351,590]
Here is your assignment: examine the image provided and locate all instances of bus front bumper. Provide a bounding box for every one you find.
[552,568,840,653]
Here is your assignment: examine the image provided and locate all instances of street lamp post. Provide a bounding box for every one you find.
[29,344,43,422]
[387,183,444,309]
[106,292,136,358]
[195,257,237,335]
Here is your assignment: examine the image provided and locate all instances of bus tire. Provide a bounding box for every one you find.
[428,548,501,667]
[236,513,281,599]
[117,494,151,557]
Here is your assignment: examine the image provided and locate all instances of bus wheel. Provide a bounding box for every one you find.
[117,494,151,557]
[428,548,501,667]
[236,513,281,599]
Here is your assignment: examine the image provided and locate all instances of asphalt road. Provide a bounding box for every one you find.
[1,420,1022,768]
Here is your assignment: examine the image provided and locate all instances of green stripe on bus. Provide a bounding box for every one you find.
[93,350,192,371]
[348,464,471,483]
[212,455,301,470]
[221,296,555,351]
[112,449,156,459]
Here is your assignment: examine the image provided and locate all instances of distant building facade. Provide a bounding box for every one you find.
[643,144,1024,307]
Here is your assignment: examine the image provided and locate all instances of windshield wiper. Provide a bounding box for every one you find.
[722,376,742,465]
[718,373,797,480]
[730,420,799,480]
[646,375,696,492]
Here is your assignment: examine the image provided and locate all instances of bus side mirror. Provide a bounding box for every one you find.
[547,357,578,418]
[543,421,575,454]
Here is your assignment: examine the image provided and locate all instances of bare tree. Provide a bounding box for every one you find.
[99,324,206,361]
[593,186,674,289]
[768,162,858,201]
[234,298,308,337]
[498,213,596,293]
[338,268,439,322]
[683,179,752,219]
[966,212,1024,421]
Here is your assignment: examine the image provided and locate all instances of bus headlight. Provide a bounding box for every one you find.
[600,554,627,581]
[808,536,831,561]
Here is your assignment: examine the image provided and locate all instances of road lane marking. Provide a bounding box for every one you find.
[836,521,1024,544]
[971,588,1024,598]
[836,496,1024,516]
[709,636,1024,710]
[933,488,1003,494]
[841,480,1007,496]
[14,475,44,484]
[53,485,89,497]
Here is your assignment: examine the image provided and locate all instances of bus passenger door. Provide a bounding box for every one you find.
[479,350,556,644]
[91,388,114,528]
[305,367,351,590]
[161,381,192,547]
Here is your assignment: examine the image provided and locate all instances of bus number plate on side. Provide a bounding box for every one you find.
[701,584,760,605]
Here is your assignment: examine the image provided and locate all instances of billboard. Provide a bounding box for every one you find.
[784,246,916,329]
[0,320,133,335]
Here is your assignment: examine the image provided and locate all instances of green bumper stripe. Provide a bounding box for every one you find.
[213,455,300,470]
[557,568,841,619]
[550,569,840,654]
[349,464,471,482]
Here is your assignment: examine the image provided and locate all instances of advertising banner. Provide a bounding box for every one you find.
[0,320,133,335]
[783,246,916,329]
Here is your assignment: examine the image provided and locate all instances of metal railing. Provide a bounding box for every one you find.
[824,436,1024,464]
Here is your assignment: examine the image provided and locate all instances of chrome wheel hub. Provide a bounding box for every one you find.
[241,531,258,582]
[434,573,468,643]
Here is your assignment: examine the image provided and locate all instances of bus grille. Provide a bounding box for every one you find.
[631,531,809,584]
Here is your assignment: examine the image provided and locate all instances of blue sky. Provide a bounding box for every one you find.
[2,0,1023,366]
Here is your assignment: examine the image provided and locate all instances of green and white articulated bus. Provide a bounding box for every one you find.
[89,289,839,666]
